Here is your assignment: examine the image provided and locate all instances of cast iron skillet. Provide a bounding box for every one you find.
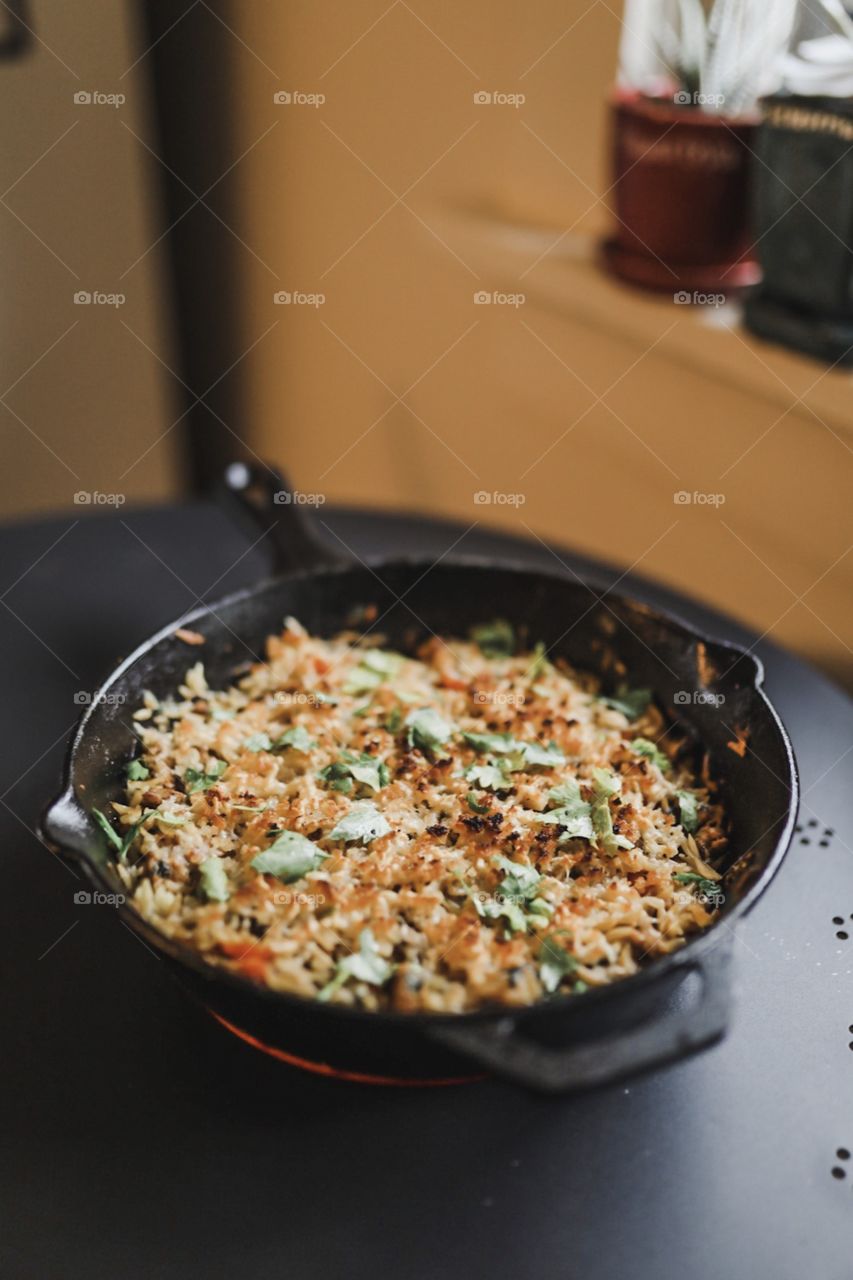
[42,464,798,1092]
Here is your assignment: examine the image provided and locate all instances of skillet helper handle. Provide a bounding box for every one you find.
[427,942,733,1094]
[222,462,350,574]
[41,787,101,865]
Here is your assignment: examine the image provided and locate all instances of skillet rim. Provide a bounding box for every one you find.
[45,551,800,1028]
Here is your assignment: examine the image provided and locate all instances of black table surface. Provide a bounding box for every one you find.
[2,501,851,1280]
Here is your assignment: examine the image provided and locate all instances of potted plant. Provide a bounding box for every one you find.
[744,0,853,363]
[602,0,797,293]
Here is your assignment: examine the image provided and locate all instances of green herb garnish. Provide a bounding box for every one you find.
[464,763,505,791]
[476,897,528,934]
[538,935,579,993]
[317,928,393,1001]
[631,737,670,772]
[463,731,564,771]
[470,619,515,657]
[154,809,187,826]
[251,830,327,882]
[328,801,391,845]
[534,795,593,842]
[320,751,389,795]
[590,767,631,855]
[383,706,403,734]
[198,857,230,902]
[538,779,592,839]
[271,725,314,753]
[242,732,272,752]
[320,761,354,794]
[675,871,722,901]
[493,852,542,904]
[126,759,149,781]
[344,650,404,695]
[466,792,491,814]
[463,730,517,754]
[546,779,582,808]
[676,789,700,833]
[527,640,549,680]
[600,685,652,719]
[504,740,566,771]
[456,861,551,936]
[405,707,455,755]
[92,806,156,862]
[184,760,227,794]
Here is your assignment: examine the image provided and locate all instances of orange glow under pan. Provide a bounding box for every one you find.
[211,1012,486,1087]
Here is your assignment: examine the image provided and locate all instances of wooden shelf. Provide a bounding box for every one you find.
[440,210,853,438]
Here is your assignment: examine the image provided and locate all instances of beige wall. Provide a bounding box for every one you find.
[0,0,180,517]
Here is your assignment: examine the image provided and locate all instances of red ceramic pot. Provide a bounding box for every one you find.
[601,89,761,293]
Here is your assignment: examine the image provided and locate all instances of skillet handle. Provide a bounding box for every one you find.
[41,787,106,867]
[222,462,351,574]
[427,941,732,1094]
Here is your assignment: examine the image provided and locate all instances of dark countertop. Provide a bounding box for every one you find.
[2,501,851,1280]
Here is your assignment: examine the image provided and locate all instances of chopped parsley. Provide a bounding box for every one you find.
[328,801,391,845]
[383,706,403,734]
[271,726,314,753]
[534,791,594,841]
[92,806,156,862]
[463,731,565,771]
[464,763,505,791]
[676,789,700,833]
[317,928,393,1001]
[493,852,541,903]
[600,685,652,719]
[466,792,491,814]
[475,895,528,934]
[154,809,187,826]
[538,935,580,993]
[470,619,515,657]
[631,737,670,772]
[251,830,327,882]
[126,759,149,782]
[319,761,354,794]
[320,751,389,795]
[490,854,553,932]
[547,779,583,808]
[184,760,227,793]
[456,856,551,936]
[463,730,517,754]
[590,767,631,855]
[405,707,455,755]
[198,857,230,902]
[344,649,404,695]
[242,732,272,752]
[504,740,565,771]
[675,871,722,902]
[527,640,549,680]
